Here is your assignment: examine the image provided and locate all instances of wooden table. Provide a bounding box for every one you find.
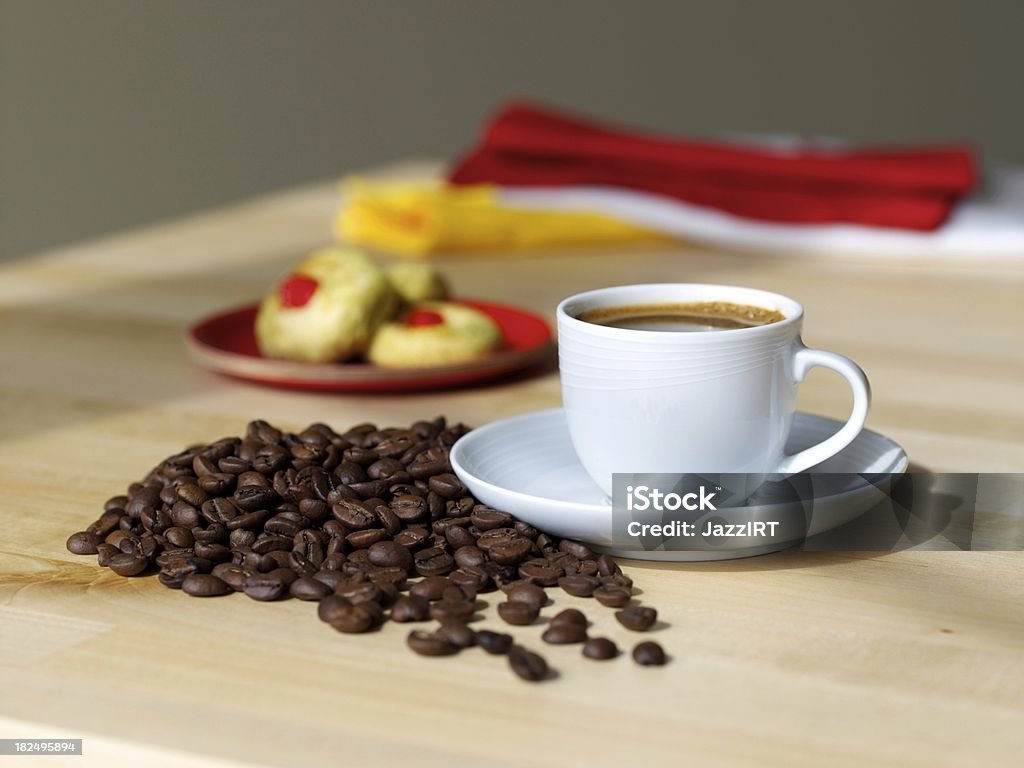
[2,164,1023,767]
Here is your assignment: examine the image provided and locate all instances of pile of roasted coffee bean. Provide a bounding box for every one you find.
[66,418,667,681]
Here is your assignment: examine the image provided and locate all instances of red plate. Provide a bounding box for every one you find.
[186,299,555,392]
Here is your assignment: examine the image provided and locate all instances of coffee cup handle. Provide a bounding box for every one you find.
[776,345,871,474]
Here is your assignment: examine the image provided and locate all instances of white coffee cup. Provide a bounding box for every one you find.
[557,284,871,497]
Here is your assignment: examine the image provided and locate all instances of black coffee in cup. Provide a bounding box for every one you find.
[578,301,786,332]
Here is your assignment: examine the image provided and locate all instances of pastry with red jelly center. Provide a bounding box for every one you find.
[255,247,397,363]
[367,301,502,367]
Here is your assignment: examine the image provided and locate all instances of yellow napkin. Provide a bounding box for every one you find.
[334,177,664,256]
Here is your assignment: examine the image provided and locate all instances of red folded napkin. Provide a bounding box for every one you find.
[449,102,977,230]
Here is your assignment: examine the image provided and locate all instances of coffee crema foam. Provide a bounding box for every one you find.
[578,301,787,332]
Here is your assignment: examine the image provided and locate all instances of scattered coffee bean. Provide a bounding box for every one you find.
[108,553,148,577]
[497,601,539,626]
[558,575,600,597]
[390,594,431,622]
[518,561,561,586]
[582,637,619,660]
[367,540,413,571]
[182,573,231,597]
[430,599,476,623]
[409,575,451,601]
[436,622,476,648]
[616,605,658,631]
[593,584,632,608]
[319,595,378,633]
[66,417,666,684]
[66,531,101,555]
[550,608,588,629]
[243,572,288,602]
[290,577,332,601]
[427,473,465,500]
[542,624,587,644]
[632,641,667,666]
[476,630,514,655]
[407,630,459,656]
[508,646,549,682]
[502,580,547,609]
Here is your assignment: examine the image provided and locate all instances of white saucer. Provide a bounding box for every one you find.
[450,408,909,561]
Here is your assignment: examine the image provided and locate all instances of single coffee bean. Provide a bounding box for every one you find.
[200,497,238,525]
[104,495,129,513]
[192,455,217,477]
[502,581,548,610]
[550,608,588,629]
[233,486,278,513]
[409,575,451,601]
[199,472,236,495]
[176,483,208,508]
[413,547,455,577]
[600,573,634,590]
[476,630,514,655]
[542,624,587,644]
[236,470,269,488]
[518,561,561,586]
[108,553,148,577]
[616,605,658,631]
[194,542,232,563]
[598,552,618,577]
[212,563,253,592]
[497,601,538,626]
[558,539,596,560]
[346,528,388,550]
[558,575,601,597]
[436,622,476,649]
[632,641,667,666]
[390,594,431,622]
[318,595,378,633]
[409,457,449,481]
[218,456,251,474]
[289,576,332,601]
[287,551,318,578]
[430,599,476,623]
[335,580,383,605]
[592,581,630,604]
[407,630,459,657]
[427,473,464,500]
[367,540,413,571]
[88,511,123,538]
[469,507,513,531]
[449,567,489,594]
[479,531,532,565]
[182,573,232,597]
[313,569,349,591]
[66,531,101,555]
[453,545,486,569]
[444,526,476,551]
[508,646,549,682]
[243,572,288,601]
[164,526,194,549]
[393,527,431,550]
[582,637,619,660]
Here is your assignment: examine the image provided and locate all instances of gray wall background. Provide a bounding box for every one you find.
[2,0,1022,262]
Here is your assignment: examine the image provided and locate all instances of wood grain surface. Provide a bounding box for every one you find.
[2,163,1023,767]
